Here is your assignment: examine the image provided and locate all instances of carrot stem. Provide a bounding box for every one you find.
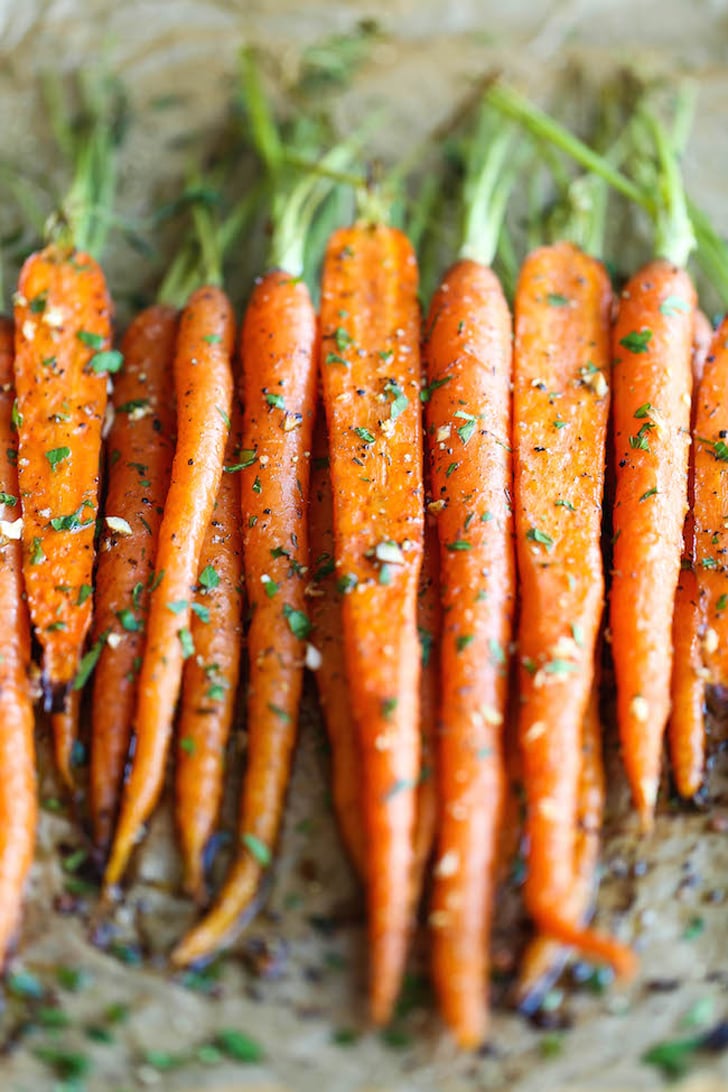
[638,109,694,267]
[459,104,518,267]
[241,47,361,275]
[486,83,647,211]
[41,69,126,257]
[688,199,728,306]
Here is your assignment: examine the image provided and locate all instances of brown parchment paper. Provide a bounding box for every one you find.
[0,2,727,1089]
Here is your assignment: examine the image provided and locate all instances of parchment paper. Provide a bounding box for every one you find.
[0,2,727,1090]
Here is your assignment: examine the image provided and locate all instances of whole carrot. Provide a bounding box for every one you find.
[308,410,366,876]
[693,315,728,693]
[514,241,633,974]
[172,54,340,964]
[14,254,112,695]
[316,216,424,1026]
[611,261,696,822]
[0,317,37,964]
[516,675,604,1008]
[488,86,697,828]
[89,305,178,852]
[12,77,123,784]
[425,113,516,1047]
[172,270,315,963]
[175,398,244,901]
[669,310,712,799]
[104,286,234,889]
[11,82,122,725]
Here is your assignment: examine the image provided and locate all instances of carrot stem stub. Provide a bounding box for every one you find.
[424,258,514,1048]
[610,261,696,824]
[514,242,634,977]
[320,223,424,1026]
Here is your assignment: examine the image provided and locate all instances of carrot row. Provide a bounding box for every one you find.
[5,74,728,1059]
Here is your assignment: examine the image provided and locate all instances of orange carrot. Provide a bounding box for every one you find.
[0,317,37,964]
[693,314,728,692]
[516,675,604,1007]
[308,410,366,876]
[316,221,424,1026]
[669,310,713,799]
[13,252,112,709]
[172,271,317,965]
[611,262,696,823]
[88,305,178,852]
[515,242,633,975]
[307,419,438,894]
[104,286,234,888]
[425,257,514,1047]
[11,75,123,782]
[175,398,244,901]
[171,56,359,961]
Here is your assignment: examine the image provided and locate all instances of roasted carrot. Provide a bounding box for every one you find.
[308,410,366,876]
[172,53,354,966]
[0,317,37,964]
[14,254,112,702]
[308,419,438,894]
[314,218,425,1026]
[104,286,234,888]
[693,314,728,692]
[516,674,604,1008]
[425,255,514,1046]
[416,108,517,1046]
[611,262,696,822]
[669,310,712,799]
[175,398,244,901]
[172,269,316,963]
[89,305,178,852]
[514,241,633,975]
[489,85,697,828]
[12,77,123,785]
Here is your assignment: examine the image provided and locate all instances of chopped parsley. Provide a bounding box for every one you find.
[420,376,451,403]
[199,564,220,589]
[526,527,554,549]
[77,329,105,349]
[116,609,142,632]
[224,449,257,472]
[45,446,71,469]
[384,379,408,420]
[325,352,349,367]
[619,329,652,354]
[178,627,194,659]
[89,349,123,374]
[283,604,312,640]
